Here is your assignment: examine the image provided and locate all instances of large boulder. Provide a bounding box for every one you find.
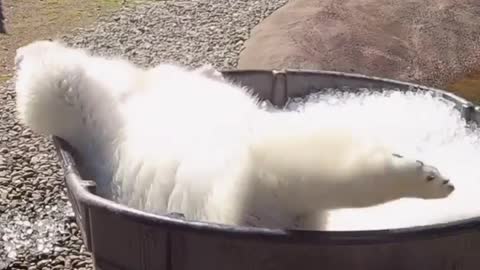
[238,0,480,99]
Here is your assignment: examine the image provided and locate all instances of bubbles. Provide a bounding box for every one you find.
[284,89,480,230]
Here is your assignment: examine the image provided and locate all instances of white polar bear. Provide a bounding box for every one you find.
[14,40,454,229]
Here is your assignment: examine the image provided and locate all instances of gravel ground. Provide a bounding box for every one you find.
[0,1,287,269]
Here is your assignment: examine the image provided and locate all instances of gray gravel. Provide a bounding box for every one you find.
[0,0,287,269]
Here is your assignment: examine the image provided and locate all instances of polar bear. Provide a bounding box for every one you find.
[14,40,454,229]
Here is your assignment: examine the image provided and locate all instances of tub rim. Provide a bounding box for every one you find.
[54,69,480,246]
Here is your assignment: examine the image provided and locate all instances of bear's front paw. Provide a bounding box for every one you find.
[392,153,455,199]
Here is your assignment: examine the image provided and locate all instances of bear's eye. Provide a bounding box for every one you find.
[426,175,435,181]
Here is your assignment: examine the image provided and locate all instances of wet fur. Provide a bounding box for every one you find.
[14,40,454,229]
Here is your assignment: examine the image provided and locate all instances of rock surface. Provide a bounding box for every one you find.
[238,0,480,92]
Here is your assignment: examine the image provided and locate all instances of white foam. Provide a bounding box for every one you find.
[285,89,480,230]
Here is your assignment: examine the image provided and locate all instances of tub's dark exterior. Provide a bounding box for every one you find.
[53,70,480,270]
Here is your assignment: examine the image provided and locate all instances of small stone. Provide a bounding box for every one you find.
[37,259,50,268]
[21,130,32,138]
[73,260,88,268]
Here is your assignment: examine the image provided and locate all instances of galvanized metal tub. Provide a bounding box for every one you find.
[53,70,480,270]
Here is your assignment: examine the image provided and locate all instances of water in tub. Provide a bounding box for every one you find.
[276,89,480,230]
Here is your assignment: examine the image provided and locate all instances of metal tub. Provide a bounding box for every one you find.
[53,70,480,270]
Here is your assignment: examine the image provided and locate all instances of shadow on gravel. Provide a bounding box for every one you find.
[0,0,5,34]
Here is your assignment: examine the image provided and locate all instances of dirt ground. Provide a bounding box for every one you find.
[448,71,480,102]
[0,0,128,84]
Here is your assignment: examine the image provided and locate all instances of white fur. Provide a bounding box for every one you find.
[14,40,455,229]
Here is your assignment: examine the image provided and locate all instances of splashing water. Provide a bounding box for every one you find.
[284,89,480,230]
